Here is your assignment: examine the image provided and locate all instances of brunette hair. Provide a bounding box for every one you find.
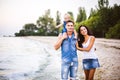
[66,20,74,25]
[77,25,93,47]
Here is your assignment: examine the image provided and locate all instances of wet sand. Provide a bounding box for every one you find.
[26,36,120,80]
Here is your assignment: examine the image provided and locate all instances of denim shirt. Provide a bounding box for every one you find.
[62,21,67,33]
[61,34,78,62]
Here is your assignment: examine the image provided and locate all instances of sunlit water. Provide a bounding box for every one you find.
[0,37,61,80]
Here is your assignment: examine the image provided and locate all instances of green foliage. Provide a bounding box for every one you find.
[110,4,120,26]
[15,9,58,36]
[36,9,58,36]
[106,20,120,39]
[15,23,37,36]
[76,3,120,38]
[15,0,120,38]
[23,23,37,32]
[19,29,26,36]
[76,7,87,23]
[56,11,61,25]
[67,11,74,21]
[96,4,120,37]
[15,33,19,36]
[88,8,98,19]
[98,0,109,9]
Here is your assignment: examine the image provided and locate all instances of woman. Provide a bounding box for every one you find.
[76,25,100,80]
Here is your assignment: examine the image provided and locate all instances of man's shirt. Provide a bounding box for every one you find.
[61,34,78,62]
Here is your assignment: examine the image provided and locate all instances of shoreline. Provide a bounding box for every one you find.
[0,36,119,80]
[25,36,120,80]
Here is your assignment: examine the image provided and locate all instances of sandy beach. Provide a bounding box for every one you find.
[26,36,120,80]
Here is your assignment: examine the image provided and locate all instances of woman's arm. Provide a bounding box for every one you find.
[76,36,95,52]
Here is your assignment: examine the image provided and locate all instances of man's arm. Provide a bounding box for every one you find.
[54,33,67,50]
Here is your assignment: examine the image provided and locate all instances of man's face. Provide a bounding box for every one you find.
[66,22,74,32]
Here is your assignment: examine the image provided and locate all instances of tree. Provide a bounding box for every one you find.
[106,20,120,39]
[110,4,120,26]
[98,0,109,9]
[76,7,87,23]
[67,11,74,21]
[19,29,26,36]
[56,11,61,25]
[23,23,37,36]
[96,3,120,38]
[36,9,57,36]
[15,23,37,36]
[88,8,98,19]
[23,23,37,32]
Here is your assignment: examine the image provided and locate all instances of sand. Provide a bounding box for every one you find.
[26,36,120,80]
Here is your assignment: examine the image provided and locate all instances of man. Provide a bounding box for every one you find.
[54,20,78,80]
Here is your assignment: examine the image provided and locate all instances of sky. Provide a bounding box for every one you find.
[0,0,120,36]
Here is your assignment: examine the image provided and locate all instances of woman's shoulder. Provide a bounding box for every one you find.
[90,36,95,38]
[90,36,95,40]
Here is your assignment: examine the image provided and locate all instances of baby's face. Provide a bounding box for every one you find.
[64,15,70,21]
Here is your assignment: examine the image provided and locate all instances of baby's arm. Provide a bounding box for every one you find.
[55,23,63,28]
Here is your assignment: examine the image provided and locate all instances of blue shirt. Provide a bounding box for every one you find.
[62,21,67,33]
[61,34,78,62]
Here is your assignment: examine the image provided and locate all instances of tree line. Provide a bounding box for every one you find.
[15,0,120,39]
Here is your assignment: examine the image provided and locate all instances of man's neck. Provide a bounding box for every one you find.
[67,32,73,37]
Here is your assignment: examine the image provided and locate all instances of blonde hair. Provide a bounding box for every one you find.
[64,13,71,18]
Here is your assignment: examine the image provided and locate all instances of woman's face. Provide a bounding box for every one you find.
[80,26,88,36]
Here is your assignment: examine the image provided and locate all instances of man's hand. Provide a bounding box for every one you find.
[54,33,67,50]
[62,33,67,40]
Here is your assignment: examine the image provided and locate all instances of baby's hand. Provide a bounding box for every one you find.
[56,25,60,28]
[55,23,63,28]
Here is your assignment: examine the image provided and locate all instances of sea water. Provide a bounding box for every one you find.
[0,37,61,80]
